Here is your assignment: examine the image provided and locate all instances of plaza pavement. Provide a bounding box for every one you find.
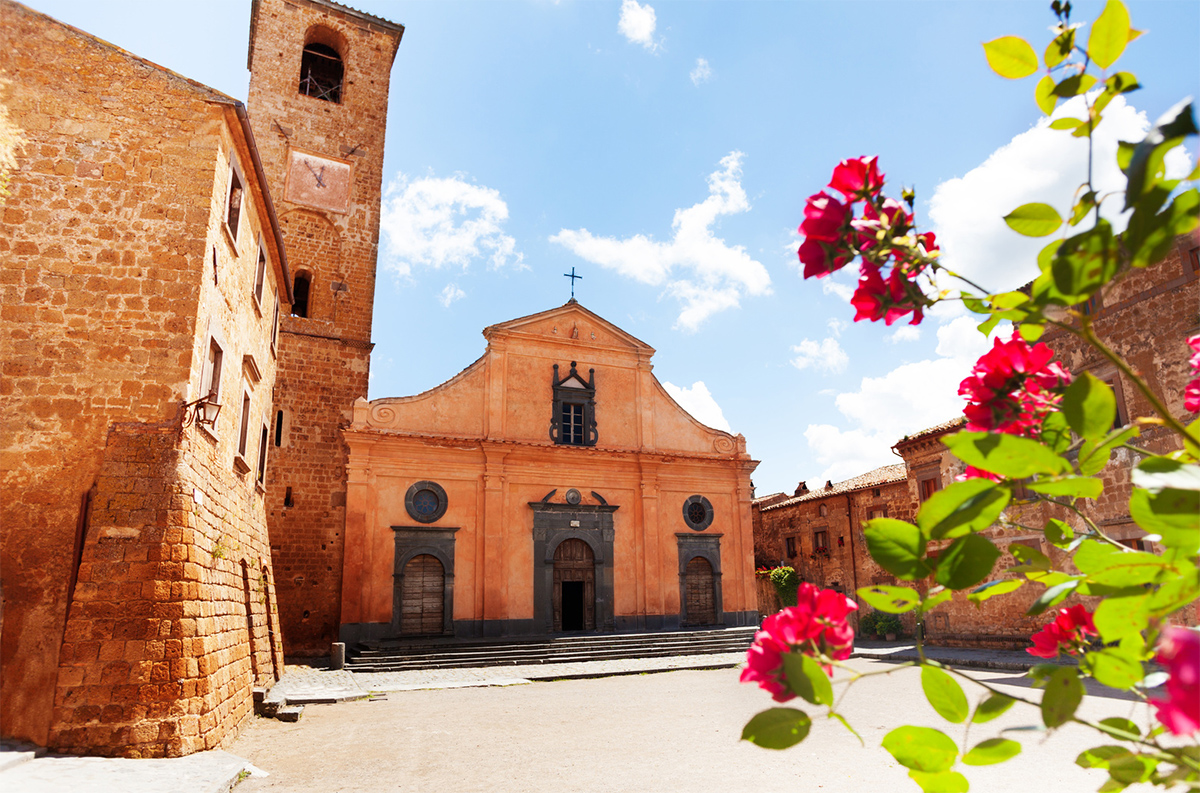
[0,641,1103,793]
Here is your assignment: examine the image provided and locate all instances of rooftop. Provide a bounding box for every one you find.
[761,463,907,511]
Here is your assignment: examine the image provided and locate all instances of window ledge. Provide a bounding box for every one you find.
[255,480,265,495]
[197,423,219,443]
[233,455,251,475]
[223,222,239,255]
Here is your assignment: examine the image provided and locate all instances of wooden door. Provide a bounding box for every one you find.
[553,539,595,631]
[401,554,444,635]
[684,556,715,626]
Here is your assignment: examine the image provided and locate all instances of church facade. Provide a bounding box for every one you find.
[340,302,760,642]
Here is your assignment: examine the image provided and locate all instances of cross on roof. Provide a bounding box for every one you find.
[563,267,582,300]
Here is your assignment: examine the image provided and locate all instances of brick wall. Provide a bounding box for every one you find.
[246,0,403,655]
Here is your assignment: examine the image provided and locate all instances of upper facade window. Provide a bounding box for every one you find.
[549,361,597,447]
[299,42,344,103]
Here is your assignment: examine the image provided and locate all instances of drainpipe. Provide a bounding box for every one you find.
[845,492,860,618]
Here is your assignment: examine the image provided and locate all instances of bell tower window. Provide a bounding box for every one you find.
[299,42,344,104]
[291,272,311,317]
[549,362,597,447]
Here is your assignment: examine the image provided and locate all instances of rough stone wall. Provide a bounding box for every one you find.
[247,0,403,655]
[1,2,284,754]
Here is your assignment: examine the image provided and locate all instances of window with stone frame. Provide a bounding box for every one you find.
[869,507,887,520]
[253,238,267,308]
[918,474,941,503]
[270,295,280,351]
[200,338,224,435]
[256,423,269,488]
[785,536,796,558]
[234,390,252,474]
[549,361,597,447]
[224,158,244,247]
[814,530,829,550]
[291,271,311,318]
[299,40,344,104]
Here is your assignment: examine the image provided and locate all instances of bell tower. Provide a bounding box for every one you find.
[246,0,404,654]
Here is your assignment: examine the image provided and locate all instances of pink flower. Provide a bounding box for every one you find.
[800,191,849,242]
[740,584,858,702]
[959,332,1071,437]
[1026,605,1097,659]
[850,265,925,326]
[1186,335,1200,413]
[798,237,853,280]
[1150,628,1199,736]
[829,156,884,203]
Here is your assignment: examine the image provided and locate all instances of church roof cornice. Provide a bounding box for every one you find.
[483,301,656,356]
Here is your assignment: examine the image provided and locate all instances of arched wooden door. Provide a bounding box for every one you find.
[553,539,595,632]
[683,556,716,626]
[400,554,444,635]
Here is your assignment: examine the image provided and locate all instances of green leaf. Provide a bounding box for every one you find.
[1069,190,1097,226]
[1009,543,1052,571]
[1093,593,1150,642]
[1062,372,1117,442]
[1084,648,1143,689]
[1044,29,1075,68]
[1147,566,1200,615]
[907,770,969,793]
[922,666,969,724]
[918,479,1010,540]
[1052,73,1098,98]
[942,431,1071,479]
[1043,518,1075,548]
[1105,71,1140,96]
[882,725,959,773]
[1050,117,1084,131]
[935,534,1002,590]
[972,693,1015,724]
[828,711,863,746]
[1026,476,1104,499]
[1130,487,1200,554]
[1079,425,1140,476]
[858,584,920,614]
[1041,667,1084,728]
[1109,753,1157,785]
[983,36,1039,79]
[1017,322,1045,342]
[1124,99,1198,211]
[1088,0,1131,69]
[968,578,1023,605]
[963,738,1022,766]
[1077,745,1133,769]
[1097,717,1141,741]
[1026,579,1080,615]
[1073,539,1121,573]
[741,707,812,749]
[1086,551,1172,588]
[1004,202,1064,237]
[1126,188,1200,269]
[864,519,932,581]
[783,652,834,707]
[1132,457,1200,493]
[1039,411,1071,453]
[921,588,954,613]
[1051,220,1117,301]
[1035,75,1057,115]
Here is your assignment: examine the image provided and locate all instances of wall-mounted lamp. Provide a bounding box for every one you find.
[182,391,221,429]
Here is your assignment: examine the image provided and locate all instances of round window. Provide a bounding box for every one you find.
[405,480,448,524]
[682,495,714,531]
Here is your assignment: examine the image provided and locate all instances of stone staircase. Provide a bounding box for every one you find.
[346,626,758,673]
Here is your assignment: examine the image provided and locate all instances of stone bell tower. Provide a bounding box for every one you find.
[246,0,404,654]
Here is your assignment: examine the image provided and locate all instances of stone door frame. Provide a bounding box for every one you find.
[676,533,723,628]
[391,525,459,637]
[531,500,618,634]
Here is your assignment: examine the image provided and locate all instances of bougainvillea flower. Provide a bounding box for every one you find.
[959,332,1071,437]
[800,191,849,242]
[1150,627,1200,736]
[828,156,884,203]
[740,584,858,702]
[1026,605,1097,659]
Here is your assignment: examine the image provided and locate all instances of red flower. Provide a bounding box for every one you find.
[798,237,853,280]
[740,584,858,702]
[1150,627,1200,736]
[829,156,884,203]
[1026,605,1096,659]
[1186,335,1200,413]
[800,191,849,242]
[850,265,925,326]
[959,332,1071,437]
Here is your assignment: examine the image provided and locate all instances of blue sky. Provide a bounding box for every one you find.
[25,0,1199,495]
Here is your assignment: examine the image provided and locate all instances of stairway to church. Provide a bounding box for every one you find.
[345,626,758,672]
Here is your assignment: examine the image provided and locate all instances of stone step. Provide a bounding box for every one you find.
[353,627,757,656]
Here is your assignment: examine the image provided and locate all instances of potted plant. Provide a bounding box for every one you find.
[857,610,878,640]
[876,613,902,642]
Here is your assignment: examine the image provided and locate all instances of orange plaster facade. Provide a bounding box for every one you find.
[341,302,760,640]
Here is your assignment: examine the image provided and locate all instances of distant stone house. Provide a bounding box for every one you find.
[1,1,293,756]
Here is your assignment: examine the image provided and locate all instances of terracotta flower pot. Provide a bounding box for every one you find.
[886,633,897,641]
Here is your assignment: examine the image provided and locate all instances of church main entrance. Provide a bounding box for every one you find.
[682,556,716,626]
[400,554,445,635]
[553,539,595,631]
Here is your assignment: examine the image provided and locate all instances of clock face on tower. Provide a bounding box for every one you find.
[284,148,353,214]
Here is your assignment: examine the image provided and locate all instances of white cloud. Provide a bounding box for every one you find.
[827,318,847,337]
[439,283,466,307]
[803,316,996,483]
[661,380,732,432]
[380,172,523,277]
[618,0,659,51]
[929,96,1193,295]
[550,151,771,330]
[790,337,849,374]
[887,325,921,344]
[690,57,712,85]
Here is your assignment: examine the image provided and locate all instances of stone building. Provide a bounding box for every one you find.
[1,1,291,755]
[247,0,405,657]
[339,301,761,641]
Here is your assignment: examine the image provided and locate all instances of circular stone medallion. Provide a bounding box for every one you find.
[565,488,582,505]
[682,495,714,531]
[405,480,448,524]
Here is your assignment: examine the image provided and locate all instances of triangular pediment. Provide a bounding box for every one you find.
[483,301,655,355]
